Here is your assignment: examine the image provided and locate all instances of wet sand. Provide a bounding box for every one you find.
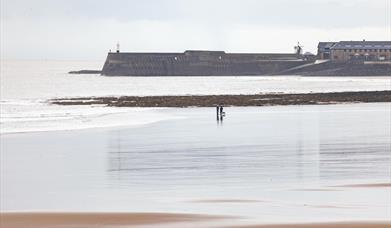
[50,91,391,107]
[333,183,391,188]
[2,104,390,226]
[0,212,226,228]
[191,199,264,203]
[291,188,342,192]
[292,182,391,191]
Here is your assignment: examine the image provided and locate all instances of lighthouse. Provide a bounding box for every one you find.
[116,42,120,53]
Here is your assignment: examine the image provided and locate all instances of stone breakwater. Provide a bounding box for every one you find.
[101,51,310,76]
[70,50,390,76]
[51,91,391,107]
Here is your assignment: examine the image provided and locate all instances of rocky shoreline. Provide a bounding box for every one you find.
[50,91,391,107]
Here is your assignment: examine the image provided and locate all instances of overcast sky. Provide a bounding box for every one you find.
[1,0,390,60]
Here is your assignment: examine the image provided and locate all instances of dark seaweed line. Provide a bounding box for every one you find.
[50,91,391,107]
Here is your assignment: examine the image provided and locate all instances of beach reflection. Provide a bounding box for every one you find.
[1,103,390,223]
[106,104,389,189]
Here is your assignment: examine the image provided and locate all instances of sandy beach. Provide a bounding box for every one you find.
[0,212,227,228]
[2,104,390,227]
[1,213,390,228]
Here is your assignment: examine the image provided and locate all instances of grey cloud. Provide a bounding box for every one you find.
[2,0,389,28]
[1,0,389,60]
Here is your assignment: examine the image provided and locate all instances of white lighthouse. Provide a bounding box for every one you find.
[116,42,120,53]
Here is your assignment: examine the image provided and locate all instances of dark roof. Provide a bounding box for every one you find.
[331,41,391,50]
[318,42,337,49]
[317,42,337,53]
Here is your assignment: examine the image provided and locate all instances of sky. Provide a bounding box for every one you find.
[1,0,390,60]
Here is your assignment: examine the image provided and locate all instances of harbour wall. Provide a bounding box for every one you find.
[101,51,312,76]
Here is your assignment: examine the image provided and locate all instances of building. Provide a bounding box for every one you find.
[317,42,337,59]
[331,41,391,63]
[317,41,391,62]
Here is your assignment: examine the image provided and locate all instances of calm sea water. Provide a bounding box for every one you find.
[1,104,390,224]
[1,60,390,133]
[2,60,391,101]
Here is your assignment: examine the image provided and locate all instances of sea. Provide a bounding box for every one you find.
[1,60,390,134]
[0,60,390,225]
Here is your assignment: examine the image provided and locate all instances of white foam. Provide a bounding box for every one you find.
[0,100,180,134]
